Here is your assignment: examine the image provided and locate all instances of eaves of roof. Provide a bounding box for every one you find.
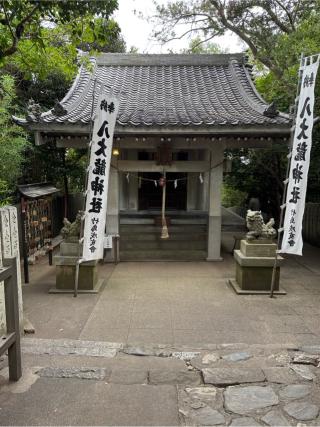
[13,53,291,133]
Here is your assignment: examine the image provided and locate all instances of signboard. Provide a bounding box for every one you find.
[280,56,319,255]
[103,235,113,249]
[82,93,119,261]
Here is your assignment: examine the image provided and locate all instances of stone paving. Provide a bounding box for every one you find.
[22,240,320,349]
[1,338,320,425]
[1,239,319,425]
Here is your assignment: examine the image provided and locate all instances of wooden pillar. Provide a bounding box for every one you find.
[207,145,224,261]
[105,163,119,262]
[187,151,198,211]
[198,149,210,211]
[127,150,138,210]
[119,172,127,211]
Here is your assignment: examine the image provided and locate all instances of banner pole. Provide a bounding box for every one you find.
[270,53,305,298]
[74,79,97,297]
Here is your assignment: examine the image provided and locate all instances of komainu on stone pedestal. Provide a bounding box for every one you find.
[52,211,100,293]
[245,210,277,241]
[60,211,84,241]
[229,210,285,294]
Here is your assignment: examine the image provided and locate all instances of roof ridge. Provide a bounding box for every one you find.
[228,60,268,117]
[95,53,245,67]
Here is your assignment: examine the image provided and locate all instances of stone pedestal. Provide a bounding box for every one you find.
[51,241,102,294]
[229,240,286,295]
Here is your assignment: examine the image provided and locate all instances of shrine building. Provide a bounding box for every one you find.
[15,53,291,261]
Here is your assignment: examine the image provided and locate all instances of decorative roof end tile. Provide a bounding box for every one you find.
[52,100,68,117]
[26,98,42,122]
[263,101,279,118]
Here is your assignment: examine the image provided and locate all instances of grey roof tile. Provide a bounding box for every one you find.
[18,53,290,129]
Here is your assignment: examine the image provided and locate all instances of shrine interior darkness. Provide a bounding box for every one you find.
[137,150,188,210]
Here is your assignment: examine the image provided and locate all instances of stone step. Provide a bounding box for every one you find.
[172,218,207,225]
[120,210,207,217]
[120,225,207,233]
[120,218,154,225]
[119,250,207,261]
[120,218,207,225]
[120,240,207,250]
[120,233,207,241]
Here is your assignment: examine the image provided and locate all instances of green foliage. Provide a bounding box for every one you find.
[0,179,13,206]
[152,0,315,75]
[182,36,225,54]
[17,70,71,111]
[255,12,320,110]
[0,1,119,60]
[153,1,320,212]
[0,2,126,198]
[0,2,125,110]
[65,149,87,193]
[222,183,247,208]
[254,11,320,203]
[2,15,125,110]
[224,146,288,218]
[0,74,29,203]
[23,144,87,195]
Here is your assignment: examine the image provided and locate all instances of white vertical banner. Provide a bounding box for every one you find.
[82,92,119,261]
[281,56,320,255]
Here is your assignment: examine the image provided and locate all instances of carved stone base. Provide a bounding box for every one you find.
[54,241,99,291]
[49,278,104,294]
[230,239,285,294]
[236,262,280,291]
[228,279,286,295]
[54,262,98,291]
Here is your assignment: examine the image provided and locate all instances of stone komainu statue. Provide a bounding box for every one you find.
[60,211,84,241]
[26,98,42,122]
[246,210,277,241]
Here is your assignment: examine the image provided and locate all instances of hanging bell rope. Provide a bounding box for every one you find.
[160,173,169,239]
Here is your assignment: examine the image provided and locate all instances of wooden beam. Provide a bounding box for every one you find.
[56,138,88,149]
[27,122,290,136]
[49,134,289,150]
[117,160,210,172]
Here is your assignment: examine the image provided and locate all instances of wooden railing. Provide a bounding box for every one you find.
[0,257,22,381]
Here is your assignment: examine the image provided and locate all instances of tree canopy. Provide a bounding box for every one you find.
[0,74,29,204]
[0,0,118,60]
[152,0,320,216]
[152,0,317,76]
[0,1,126,206]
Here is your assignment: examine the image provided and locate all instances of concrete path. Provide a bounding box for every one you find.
[22,242,320,347]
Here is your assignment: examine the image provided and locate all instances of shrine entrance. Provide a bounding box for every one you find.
[138,172,187,211]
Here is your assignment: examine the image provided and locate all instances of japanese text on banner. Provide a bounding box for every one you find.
[280,57,319,255]
[82,94,119,261]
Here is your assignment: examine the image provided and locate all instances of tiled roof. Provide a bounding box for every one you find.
[16,54,290,130]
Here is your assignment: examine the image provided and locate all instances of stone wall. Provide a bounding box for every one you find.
[0,206,24,333]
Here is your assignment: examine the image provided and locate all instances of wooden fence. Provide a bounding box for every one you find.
[303,203,320,247]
